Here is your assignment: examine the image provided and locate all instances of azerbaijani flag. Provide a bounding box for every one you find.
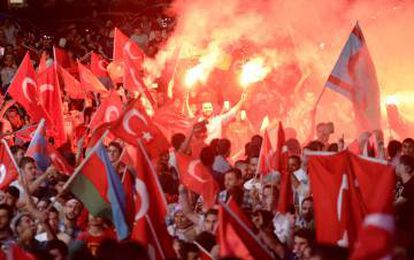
[69,138,129,240]
[25,119,51,171]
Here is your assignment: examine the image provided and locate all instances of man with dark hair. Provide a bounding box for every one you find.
[293,228,315,259]
[217,169,243,203]
[9,144,25,165]
[402,138,414,157]
[203,209,218,234]
[171,133,186,151]
[308,243,349,260]
[0,204,14,247]
[212,138,232,174]
[296,197,314,230]
[4,186,19,208]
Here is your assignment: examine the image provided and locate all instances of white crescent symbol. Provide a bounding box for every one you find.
[0,164,6,184]
[81,73,91,84]
[122,109,148,136]
[124,41,141,60]
[188,160,208,183]
[129,68,142,88]
[39,84,54,93]
[22,77,37,103]
[337,173,348,221]
[134,178,149,221]
[98,60,107,72]
[104,106,119,122]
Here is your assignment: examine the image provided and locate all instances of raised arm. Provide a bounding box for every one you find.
[220,92,247,124]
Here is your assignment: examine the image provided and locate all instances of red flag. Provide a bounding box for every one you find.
[37,51,48,75]
[59,66,86,99]
[14,124,38,143]
[91,52,109,78]
[5,244,36,260]
[89,90,123,131]
[7,53,53,125]
[47,144,74,176]
[325,23,381,132]
[130,144,175,259]
[386,104,414,139]
[175,153,219,208]
[53,46,75,70]
[217,201,273,260]
[277,171,293,214]
[37,63,66,147]
[274,121,288,172]
[152,105,193,140]
[109,99,169,158]
[0,139,19,189]
[113,28,130,62]
[78,61,109,95]
[256,130,273,175]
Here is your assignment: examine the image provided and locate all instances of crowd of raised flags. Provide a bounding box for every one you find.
[0,13,412,260]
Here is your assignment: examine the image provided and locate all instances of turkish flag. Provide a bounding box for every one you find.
[277,171,293,214]
[47,143,74,176]
[217,201,273,260]
[257,130,273,175]
[58,66,86,99]
[91,52,109,78]
[37,50,48,75]
[78,61,109,95]
[0,139,19,190]
[308,151,358,247]
[37,63,66,147]
[130,145,175,259]
[89,90,123,131]
[274,121,288,172]
[349,153,395,259]
[7,53,53,125]
[14,124,38,143]
[109,98,169,158]
[113,28,129,62]
[175,152,219,208]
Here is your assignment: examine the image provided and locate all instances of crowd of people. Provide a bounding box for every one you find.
[0,5,412,260]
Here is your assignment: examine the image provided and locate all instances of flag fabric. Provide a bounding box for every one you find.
[25,119,51,172]
[69,140,129,240]
[14,124,38,143]
[0,139,19,189]
[37,51,48,75]
[308,150,395,250]
[217,201,273,260]
[130,143,175,259]
[47,144,74,176]
[89,90,123,131]
[256,130,273,175]
[274,121,288,172]
[109,98,169,158]
[152,105,193,140]
[175,152,219,208]
[78,61,109,95]
[113,28,130,62]
[325,23,381,132]
[37,63,66,147]
[386,104,414,139]
[158,43,181,98]
[7,53,53,125]
[58,66,86,99]
[3,244,36,260]
[277,170,293,214]
[53,46,75,71]
[90,52,109,78]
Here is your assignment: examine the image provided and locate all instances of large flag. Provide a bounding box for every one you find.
[7,53,53,125]
[47,144,74,176]
[53,46,76,71]
[325,23,381,132]
[69,139,129,240]
[90,52,109,78]
[59,66,86,99]
[109,98,169,158]
[37,51,49,75]
[308,150,395,249]
[78,61,109,95]
[0,139,19,189]
[37,63,66,147]
[25,119,51,172]
[152,105,193,140]
[113,28,130,62]
[89,90,123,131]
[175,153,219,208]
[256,130,273,175]
[218,201,273,259]
[130,143,175,259]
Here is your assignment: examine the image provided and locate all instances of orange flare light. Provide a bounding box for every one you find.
[385,95,399,105]
[184,66,204,88]
[240,57,271,88]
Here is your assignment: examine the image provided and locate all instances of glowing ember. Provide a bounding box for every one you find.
[385,95,399,105]
[240,57,271,88]
[184,66,205,88]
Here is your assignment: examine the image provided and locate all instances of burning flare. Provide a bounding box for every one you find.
[239,57,271,88]
[385,95,399,105]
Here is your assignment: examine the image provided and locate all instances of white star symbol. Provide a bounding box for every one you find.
[142,132,153,142]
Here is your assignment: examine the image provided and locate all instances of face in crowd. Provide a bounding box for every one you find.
[201,102,214,119]
[64,199,82,221]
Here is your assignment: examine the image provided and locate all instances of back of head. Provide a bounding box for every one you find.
[387,140,402,158]
[195,231,216,252]
[400,155,414,174]
[251,135,263,147]
[310,243,349,260]
[171,133,186,151]
[217,138,231,157]
[200,146,215,167]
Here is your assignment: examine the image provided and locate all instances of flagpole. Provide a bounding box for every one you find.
[46,130,109,211]
[220,202,274,258]
[193,241,215,260]
[145,215,166,260]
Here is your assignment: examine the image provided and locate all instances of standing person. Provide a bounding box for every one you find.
[1,53,17,93]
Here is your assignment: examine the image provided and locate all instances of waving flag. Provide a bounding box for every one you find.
[25,119,51,171]
[89,90,123,131]
[37,51,48,75]
[176,152,218,208]
[78,61,109,95]
[0,139,19,189]
[7,53,53,125]
[47,144,74,176]
[257,130,273,175]
[325,23,381,132]
[91,52,109,78]
[59,66,86,99]
[113,28,130,62]
[37,63,66,147]
[69,139,129,240]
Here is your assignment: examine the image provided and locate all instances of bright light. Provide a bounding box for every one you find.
[184,66,204,88]
[385,95,399,105]
[240,57,271,88]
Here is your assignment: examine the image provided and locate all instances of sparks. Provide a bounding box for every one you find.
[239,57,271,88]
